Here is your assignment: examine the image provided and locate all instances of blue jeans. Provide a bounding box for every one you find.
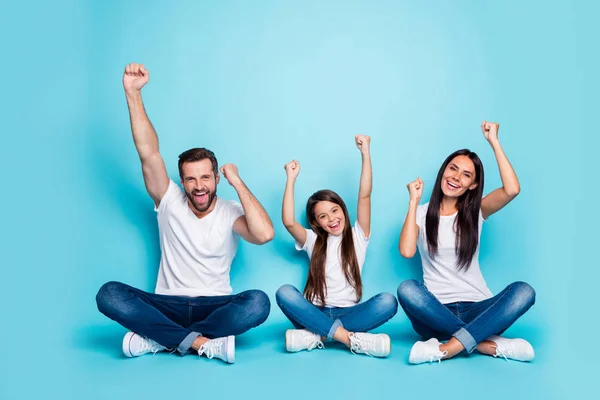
[275,284,398,339]
[96,281,271,354]
[397,279,535,353]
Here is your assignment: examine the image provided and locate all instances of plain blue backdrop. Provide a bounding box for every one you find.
[1,0,597,399]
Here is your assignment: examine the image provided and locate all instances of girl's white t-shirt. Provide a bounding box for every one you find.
[296,222,369,308]
[416,203,493,304]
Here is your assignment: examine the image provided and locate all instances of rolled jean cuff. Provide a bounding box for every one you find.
[177,331,202,354]
[453,327,477,353]
[327,319,343,340]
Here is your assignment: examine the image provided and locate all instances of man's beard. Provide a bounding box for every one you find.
[186,188,217,213]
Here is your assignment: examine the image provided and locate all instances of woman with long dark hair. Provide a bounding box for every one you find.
[276,135,398,357]
[397,121,535,364]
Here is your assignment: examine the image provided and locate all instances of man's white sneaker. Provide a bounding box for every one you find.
[198,336,235,364]
[348,332,391,357]
[285,329,324,352]
[488,335,535,362]
[122,332,167,357]
[408,338,447,364]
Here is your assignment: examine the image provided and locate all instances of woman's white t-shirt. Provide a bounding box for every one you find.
[296,222,370,308]
[416,203,493,304]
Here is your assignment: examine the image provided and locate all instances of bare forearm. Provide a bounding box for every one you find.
[282,178,297,227]
[232,178,274,238]
[125,91,159,160]
[490,139,520,197]
[399,200,419,257]
[359,153,372,199]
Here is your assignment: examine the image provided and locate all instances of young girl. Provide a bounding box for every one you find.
[276,135,398,357]
[397,121,536,364]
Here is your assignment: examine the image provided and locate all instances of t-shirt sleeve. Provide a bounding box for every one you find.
[416,204,427,231]
[227,200,245,230]
[155,180,184,215]
[352,221,370,256]
[295,228,317,255]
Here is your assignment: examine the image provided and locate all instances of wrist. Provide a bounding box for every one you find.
[230,175,244,188]
[125,89,142,101]
[488,138,501,148]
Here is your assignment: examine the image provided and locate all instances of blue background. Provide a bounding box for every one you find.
[1,0,597,399]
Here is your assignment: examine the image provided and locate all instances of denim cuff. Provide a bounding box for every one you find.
[327,319,343,340]
[177,331,202,354]
[453,327,477,353]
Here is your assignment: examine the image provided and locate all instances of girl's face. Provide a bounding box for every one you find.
[313,200,346,236]
[441,155,479,198]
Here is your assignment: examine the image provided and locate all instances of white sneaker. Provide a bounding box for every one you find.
[409,338,447,364]
[488,335,535,362]
[285,329,324,352]
[198,336,235,364]
[348,332,391,357]
[122,332,167,357]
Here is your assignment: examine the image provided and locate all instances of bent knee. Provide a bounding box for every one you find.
[511,281,536,306]
[374,292,398,314]
[275,284,301,303]
[96,281,127,317]
[396,279,421,300]
[96,281,126,311]
[245,290,271,323]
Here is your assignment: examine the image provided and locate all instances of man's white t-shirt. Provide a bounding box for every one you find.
[416,203,493,304]
[296,222,370,308]
[154,180,244,297]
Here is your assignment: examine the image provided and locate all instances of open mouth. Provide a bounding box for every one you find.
[328,221,341,231]
[445,180,460,191]
[193,191,209,203]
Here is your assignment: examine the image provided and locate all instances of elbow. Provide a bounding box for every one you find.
[256,227,275,244]
[399,245,416,259]
[505,185,521,198]
[282,218,295,229]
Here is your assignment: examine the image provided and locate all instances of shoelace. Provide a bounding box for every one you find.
[492,345,512,362]
[349,334,373,356]
[428,350,448,364]
[306,337,324,351]
[198,339,223,359]
[140,338,164,356]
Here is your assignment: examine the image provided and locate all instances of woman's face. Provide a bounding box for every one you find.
[440,155,478,198]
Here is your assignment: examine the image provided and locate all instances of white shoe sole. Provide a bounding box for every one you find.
[225,336,235,364]
[122,332,136,358]
[285,330,294,352]
[380,335,391,357]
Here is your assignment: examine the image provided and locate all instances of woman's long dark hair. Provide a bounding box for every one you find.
[426,149,484,271]
[304,190,362,306]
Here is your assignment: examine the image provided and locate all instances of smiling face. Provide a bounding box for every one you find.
[440,155,479,198]
[180,159,219,215]
[312,200,346,236]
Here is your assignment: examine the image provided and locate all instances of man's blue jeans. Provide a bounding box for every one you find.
[96,281,271,354]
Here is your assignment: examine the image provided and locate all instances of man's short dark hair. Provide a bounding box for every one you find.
[178,148,219,180]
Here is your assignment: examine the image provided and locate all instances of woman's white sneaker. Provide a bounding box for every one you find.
[285,329,324,352]
[348,332,391,357]
[488,335,534,362]
[122,332,167,357]
[408,338,447,364]
[198,336,235,364]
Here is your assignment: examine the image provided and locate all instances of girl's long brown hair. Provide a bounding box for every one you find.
[303,190,362,306]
